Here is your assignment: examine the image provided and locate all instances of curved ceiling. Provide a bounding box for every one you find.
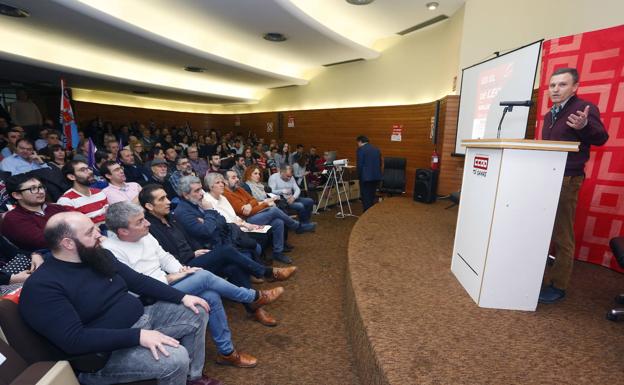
[0,0,464,107]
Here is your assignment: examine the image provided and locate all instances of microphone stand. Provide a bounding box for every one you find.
[496,105,513,139]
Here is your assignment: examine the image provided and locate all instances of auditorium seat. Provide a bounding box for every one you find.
[607,237,624,321]
[0,300,155,385]
[379,157,406,196]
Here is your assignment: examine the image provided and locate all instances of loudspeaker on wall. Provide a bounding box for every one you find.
[413,168,438,203]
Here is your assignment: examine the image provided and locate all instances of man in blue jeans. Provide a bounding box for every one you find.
[19,211,215,385]
[103,201,285,368]
[268,165,316,225]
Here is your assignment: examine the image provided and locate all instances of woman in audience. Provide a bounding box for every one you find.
[46,144,68,170]
[128,139,145,165]
[242,165,279,205]
[243,147,255,167]
[292,154,310,187]
[274,143,290,169]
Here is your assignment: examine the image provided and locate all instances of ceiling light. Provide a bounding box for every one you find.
[183,66,205,73]
[346,0,375,4]
[0,3,29,17]
[426,2,439,10]
[263,33,287,42]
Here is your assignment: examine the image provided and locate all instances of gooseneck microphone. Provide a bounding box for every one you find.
[499,100,533,107]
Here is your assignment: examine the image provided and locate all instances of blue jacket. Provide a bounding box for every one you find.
[356,143,382,182]
[173,198,231,249]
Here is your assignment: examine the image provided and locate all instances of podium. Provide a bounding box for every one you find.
[451,139,579,311]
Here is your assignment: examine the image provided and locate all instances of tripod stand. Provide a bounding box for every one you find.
[314,165,357,219]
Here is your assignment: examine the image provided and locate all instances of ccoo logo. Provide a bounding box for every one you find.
[473,156,489,170]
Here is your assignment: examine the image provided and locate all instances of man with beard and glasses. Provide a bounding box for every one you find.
[168,156,195,200]
[57,160,109,226]
[19,211,218,385]
[2,174,72,251]
[223,170,314,265]
[104,201,286,366]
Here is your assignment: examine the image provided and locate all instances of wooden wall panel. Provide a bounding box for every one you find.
[437,96,463,195]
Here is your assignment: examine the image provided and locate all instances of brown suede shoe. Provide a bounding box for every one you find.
[251,308,278,327]
[216,350,258,368]
[270,266,297,282]
[249,287,284,310]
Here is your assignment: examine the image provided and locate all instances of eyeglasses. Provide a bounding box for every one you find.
[18,184,46,194]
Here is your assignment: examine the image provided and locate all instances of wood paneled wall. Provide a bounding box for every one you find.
[74,92,542,197]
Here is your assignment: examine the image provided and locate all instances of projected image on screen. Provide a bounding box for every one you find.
[454,41,542,155]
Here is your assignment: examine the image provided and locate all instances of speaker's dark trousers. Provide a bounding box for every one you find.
[360,180,379,212]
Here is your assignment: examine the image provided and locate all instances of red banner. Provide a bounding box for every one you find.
[536,25,624,271]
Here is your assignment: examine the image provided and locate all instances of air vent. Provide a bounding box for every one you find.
[184,66,205,73]
[323,58,364,67]
[268,84,298,90]
[0,3,29,18]
[263,33,287,42]
[397,15,448,36]
[132,90,149,95]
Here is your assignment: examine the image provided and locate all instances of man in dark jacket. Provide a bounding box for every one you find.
[356,135,382,212]
[538,67,609,304]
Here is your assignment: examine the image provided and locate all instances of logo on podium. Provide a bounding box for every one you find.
[473,155,489,177]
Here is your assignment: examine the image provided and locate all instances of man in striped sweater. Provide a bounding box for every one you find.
[57,160,109,226]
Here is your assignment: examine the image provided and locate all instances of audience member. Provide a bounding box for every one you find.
[207,154,222,174]
[273,143,290,169]
[103,201,279,367]
[1,138,49,175]
[19,211,215,385]
[0,127,22,158]
[9,90,42,129]
[36,130,62,160]
[169,156,195,199]
[2,174,71,251]
[100,160,141,204]
[188,146,208,180]
[230,155,246,180]
[57,160,109,226]
[268,165,316,225]
[119,149,148,185]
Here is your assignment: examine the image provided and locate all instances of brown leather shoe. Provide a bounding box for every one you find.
[216,350,258,368]
[250,276,265,284]
[270,266,297,282]
[249,287,284,310]
[251,308,277,327]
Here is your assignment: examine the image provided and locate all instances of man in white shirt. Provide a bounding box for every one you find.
[103,201,284,368]
[268,166,316,225]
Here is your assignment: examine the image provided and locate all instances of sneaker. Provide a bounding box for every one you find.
[272,253,293,264]
[295,222,316,234]
[538,284,566,304]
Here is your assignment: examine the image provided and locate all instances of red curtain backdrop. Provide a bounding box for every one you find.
[535,24,624,271]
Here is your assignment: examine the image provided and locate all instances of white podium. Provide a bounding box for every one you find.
[451,139,579,311]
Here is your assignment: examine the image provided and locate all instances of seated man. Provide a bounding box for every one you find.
[103,201,283,366]
[100,160,142,204]
[2,174,71,251]
[57,160,108,226]
[168,156,195,200]
[147,158,169,187]
[1,138,49,175]
[19,211,215,385]
[119,148,148,185]
[207,154,223,174]
[268,165,316,225]
[222,170,314,264]
[188,146,208,180]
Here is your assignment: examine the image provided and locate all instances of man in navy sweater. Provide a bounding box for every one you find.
[538,67,609,304]
[19,211,218,385]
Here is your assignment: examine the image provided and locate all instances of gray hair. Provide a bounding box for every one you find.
[177,175,202,196]
[105,201,144,233]
[204,172,224,191]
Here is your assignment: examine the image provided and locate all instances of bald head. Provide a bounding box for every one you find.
[44,211,99,253]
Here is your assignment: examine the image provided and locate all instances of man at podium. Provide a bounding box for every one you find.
[539,67,609,304]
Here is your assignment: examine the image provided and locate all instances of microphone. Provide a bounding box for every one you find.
[499,100,533,107]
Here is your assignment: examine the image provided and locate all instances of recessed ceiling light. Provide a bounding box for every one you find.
[346,0,375,4]
[426,2,439,10]
[263,33,287,42]
[184,66,205,73]
[0,3,30,17]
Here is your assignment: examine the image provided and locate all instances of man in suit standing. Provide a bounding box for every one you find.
[356,135,382,212]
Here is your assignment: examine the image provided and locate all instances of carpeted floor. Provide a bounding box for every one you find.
[204,204,363,385]
[347,197,624,385]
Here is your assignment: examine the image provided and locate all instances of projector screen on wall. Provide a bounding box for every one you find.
[454,40,542,155]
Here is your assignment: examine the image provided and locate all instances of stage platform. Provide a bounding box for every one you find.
[345,198,624,385]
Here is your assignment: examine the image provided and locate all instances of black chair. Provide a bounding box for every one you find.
[445,190,461,209]
[379,157,406,196]
[607,237,624,321]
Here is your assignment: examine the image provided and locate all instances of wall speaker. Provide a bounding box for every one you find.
[413,168,438,203]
